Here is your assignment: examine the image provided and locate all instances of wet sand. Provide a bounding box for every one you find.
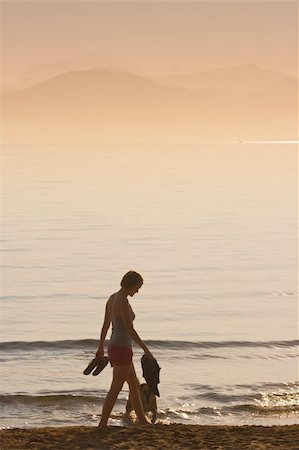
[1,424,298,449]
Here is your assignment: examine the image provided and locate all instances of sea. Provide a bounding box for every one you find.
[0,142,298,428]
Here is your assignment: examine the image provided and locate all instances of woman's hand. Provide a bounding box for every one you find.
[144,349,155,360]
[96,346,104,358]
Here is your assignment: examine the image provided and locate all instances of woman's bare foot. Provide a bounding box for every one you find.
[138,419,152,426]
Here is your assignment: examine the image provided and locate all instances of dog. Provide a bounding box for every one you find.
[126,382,158,423]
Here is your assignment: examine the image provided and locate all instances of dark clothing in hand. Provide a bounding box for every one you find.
[141,354,161,397]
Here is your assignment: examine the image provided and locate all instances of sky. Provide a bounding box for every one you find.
[0,0,298,86]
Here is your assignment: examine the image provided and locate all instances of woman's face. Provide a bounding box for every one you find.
[129,283,143,297]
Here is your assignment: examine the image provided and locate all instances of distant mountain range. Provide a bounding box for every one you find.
[1,53,139,91]
[1,65,297,143]
[151,64,296,94]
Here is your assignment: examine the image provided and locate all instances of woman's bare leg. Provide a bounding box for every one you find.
[99,365,130,428]
[126,363,151,425]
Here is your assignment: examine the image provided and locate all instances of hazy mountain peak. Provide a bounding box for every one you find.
[7,53,140,89]
[151,64,295,94]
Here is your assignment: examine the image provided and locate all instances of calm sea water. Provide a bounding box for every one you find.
[0,143,298,428]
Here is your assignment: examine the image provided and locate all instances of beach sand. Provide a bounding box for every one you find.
[1,424,298,450]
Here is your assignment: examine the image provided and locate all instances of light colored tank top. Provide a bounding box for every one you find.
[110,304,135,348]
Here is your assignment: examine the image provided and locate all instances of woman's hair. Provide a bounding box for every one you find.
[120,271,143,289]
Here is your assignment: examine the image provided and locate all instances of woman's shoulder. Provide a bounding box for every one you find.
[108,293,129,314]
[106,293,117,310]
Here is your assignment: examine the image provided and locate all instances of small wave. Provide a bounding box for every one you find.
[0,295,37,301]
[195,391,257,403]
[159,400,299,420]
[0,339,298,352]
[146,339,299,350]
[271,291,298,297]
[163,387,299,418]
[0,339,96,351]
[227,403,299,415]
[0,393,102,408]
[0,294,103,301]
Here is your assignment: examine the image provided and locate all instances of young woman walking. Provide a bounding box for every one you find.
[96,270,154,428]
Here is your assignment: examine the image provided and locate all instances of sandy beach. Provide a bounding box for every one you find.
[1,424,298,450]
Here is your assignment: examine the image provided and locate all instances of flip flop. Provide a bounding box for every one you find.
[83,356,109,376]
[83,357,101,375]
[92,356,109,376]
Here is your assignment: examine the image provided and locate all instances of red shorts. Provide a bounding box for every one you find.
[108,343,133,367]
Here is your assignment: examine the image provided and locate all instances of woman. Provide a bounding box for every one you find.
[96,270,154,428]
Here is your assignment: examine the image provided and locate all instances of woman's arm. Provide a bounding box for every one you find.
[119,298,152,355]
[96,299,111,357]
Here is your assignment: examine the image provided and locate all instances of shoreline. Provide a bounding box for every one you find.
[1,424,298,449]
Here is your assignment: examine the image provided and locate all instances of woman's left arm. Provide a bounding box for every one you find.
[96,299,111,357]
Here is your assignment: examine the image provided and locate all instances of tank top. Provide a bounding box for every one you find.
[110,303,135,348]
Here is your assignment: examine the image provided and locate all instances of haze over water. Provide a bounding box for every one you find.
[1,143,298,342]
[1,143,298,427]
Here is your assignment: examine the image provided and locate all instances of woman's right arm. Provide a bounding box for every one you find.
[96,298,111,357]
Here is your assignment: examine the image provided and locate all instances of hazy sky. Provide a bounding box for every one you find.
[1,0,298,84]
